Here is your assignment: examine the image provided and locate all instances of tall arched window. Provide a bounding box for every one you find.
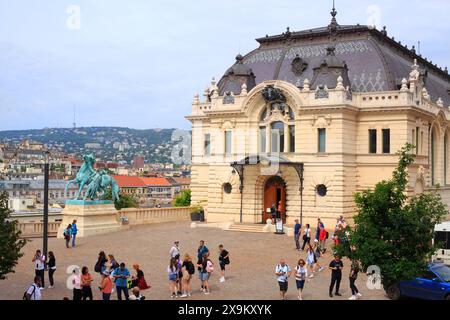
[258,103,295,154]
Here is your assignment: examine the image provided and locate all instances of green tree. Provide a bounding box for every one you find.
[174,189,191,207]
[0,192,27,279]
[103,189,139,210]
[334,143,447,296]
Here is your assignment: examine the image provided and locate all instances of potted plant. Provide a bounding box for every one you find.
[190,201,205,222]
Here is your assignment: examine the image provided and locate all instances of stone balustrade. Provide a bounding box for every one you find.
[119,206,192,225]
[16,207,193,238]
[17,221,61,238]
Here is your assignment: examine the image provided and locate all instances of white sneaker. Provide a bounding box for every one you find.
[204,291,210,295]
[319,267,324,272]
[180,293,188,298]
[356,293,362,298]
[48,285,53,289]
[188,293,191,297]
[219,277,225,283]
[309,274,314,278]
[348,295,357,300]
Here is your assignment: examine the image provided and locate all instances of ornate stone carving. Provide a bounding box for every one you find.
[223,92,235,105]
[315,85,329,99]
[261,85,286,103]
[310,115,332,127]
[291,54,308,76]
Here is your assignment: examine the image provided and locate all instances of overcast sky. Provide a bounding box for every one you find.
[0,0,449,131]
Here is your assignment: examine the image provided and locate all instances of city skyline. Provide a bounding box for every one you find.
[1,0,450,131]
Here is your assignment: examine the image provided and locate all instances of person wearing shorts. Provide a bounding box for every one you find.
[275,259,291,300]
[295,259,308,300]
[218,245,229,283]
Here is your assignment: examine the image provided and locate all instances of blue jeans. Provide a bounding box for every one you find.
[116,286,129,300]
[72,234,77,247]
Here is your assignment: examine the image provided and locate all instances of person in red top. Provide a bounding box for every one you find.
[100,270,113,300]
[319,226,327,252]
[81,266,94,300]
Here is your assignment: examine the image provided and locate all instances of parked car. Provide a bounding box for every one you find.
[387,263,450,300]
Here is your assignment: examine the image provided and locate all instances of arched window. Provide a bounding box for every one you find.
[258,103,295,154]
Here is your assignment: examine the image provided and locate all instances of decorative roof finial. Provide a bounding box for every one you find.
[329,0,338,27]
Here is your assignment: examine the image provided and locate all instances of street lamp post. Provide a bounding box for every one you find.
[43,150,50,264]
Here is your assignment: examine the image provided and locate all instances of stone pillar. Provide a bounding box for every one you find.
[284,124,290,152]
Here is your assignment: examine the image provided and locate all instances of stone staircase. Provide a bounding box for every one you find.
[226,223,268,233]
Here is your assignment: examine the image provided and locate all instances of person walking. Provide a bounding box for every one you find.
[114,263,131,300]
[318,225,327,252]
[181,254,195,298]
[63,224,72,248]
[170,241,180,259]
[294,259,307,300]
[315,218,324,241]
[348,260,362,300]
[81,266,94,300]
[275,259,291,300]
[301,224,311,251]
[306,244,316,278]
[71,220,78,247]
[218,244,230,283]
[294,219,302,250]
[270,203,277,223]
[47,251,56,289]
[99,270,113,300]
[329,255,344,297]
[167,257,179,298]
[24,276,42,300]
[72,268,82,301]
[32,250,45,289]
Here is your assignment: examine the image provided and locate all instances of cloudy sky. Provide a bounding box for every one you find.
[0,0,449,131]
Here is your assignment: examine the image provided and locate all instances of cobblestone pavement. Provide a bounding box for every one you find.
[0,222,388,300]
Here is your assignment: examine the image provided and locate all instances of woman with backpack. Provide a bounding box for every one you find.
[167,257,179,298]
[108,254,119,271]
[202,252,214,295]
[63,224,71,248]
[94,251,108,275]
[180,254,195,298]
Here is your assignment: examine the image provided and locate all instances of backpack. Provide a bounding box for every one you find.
[23,284,36,300]
[94,261,102,273]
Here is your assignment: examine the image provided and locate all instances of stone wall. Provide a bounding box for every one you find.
[119,206,192,225]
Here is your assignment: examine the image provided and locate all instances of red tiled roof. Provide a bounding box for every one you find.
[111,175,147,187]
[173,177,191,185]
[141,177,172,186]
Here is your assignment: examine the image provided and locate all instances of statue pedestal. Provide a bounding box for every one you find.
[57,200,125,238]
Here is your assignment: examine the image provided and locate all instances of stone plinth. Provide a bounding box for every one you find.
[57,201,124,238]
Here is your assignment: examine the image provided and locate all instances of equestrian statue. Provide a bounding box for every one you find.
[65,154,120,202]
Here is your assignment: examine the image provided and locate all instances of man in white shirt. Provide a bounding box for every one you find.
[32,250,46,289]
[275,259,291,300]
[169,241,180,259]
[25,276,42,300]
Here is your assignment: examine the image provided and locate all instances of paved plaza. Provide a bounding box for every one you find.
[0,222,387,300]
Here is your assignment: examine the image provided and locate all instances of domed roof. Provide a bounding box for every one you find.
[217,15,450,105]
[218,54,256,95]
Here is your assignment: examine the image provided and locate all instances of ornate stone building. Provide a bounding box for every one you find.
[186,8,450,227]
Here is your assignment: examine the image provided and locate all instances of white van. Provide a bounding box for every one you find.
[433,221,450,265]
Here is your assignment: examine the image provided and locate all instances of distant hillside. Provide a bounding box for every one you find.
[0,127,186,164]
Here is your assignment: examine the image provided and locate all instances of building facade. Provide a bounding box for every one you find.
[187,10,450,227]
